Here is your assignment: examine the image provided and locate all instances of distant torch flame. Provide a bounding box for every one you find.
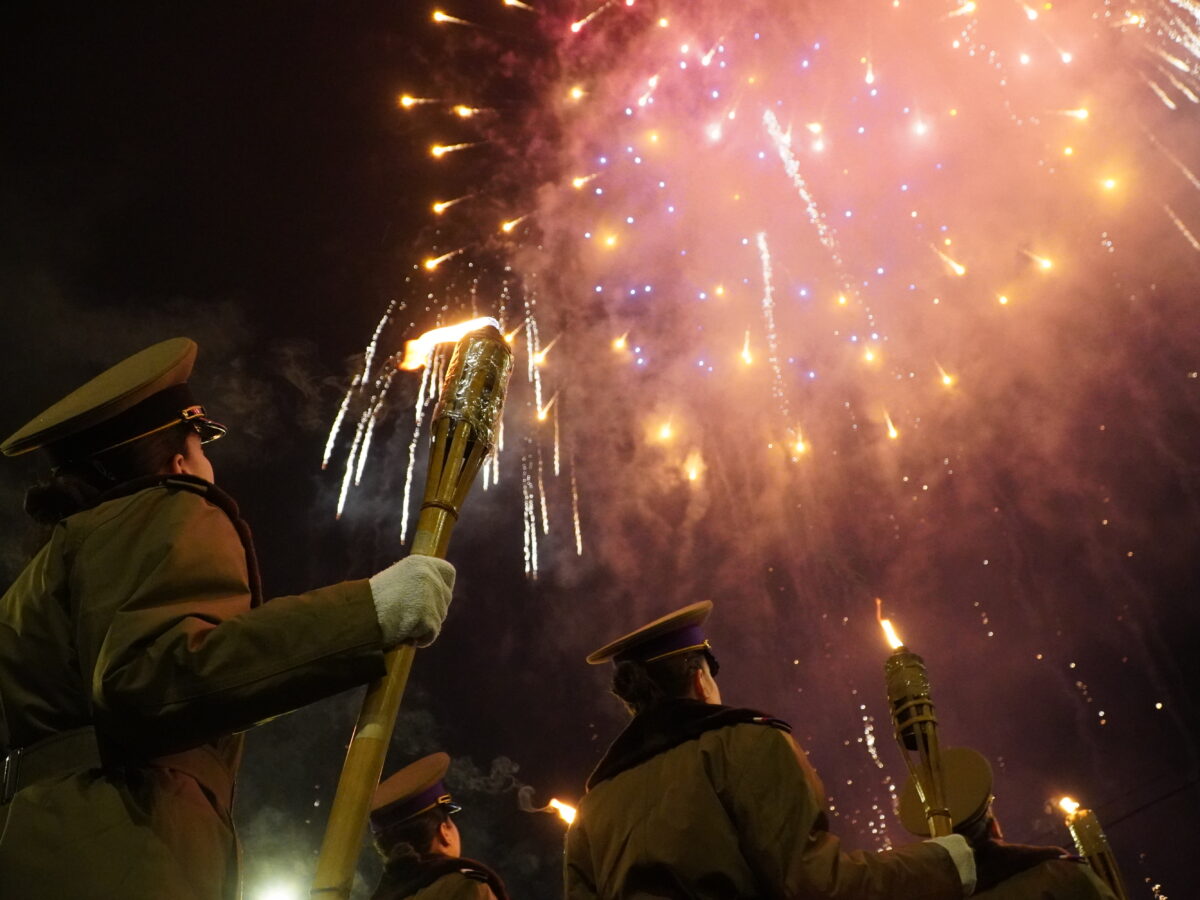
[398,316,499,370]
[876,597,904,649]
[1058,796,1081,816]
[880,619,904,650]
[548,798,577,824]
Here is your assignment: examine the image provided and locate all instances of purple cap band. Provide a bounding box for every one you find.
[369,780,451,835]
[615,623,707,664]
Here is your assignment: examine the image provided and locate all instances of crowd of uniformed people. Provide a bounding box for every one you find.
[0,340,1117,900]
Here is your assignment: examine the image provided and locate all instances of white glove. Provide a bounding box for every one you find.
[369,556,456,648]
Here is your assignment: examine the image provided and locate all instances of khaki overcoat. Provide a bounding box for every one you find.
[974,858,1119,899]
[0,477,388,899]
[371,855,507,900]
[566,702,964,900]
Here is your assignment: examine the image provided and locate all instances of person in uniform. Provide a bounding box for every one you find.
[368,752,509,900]
[0,338,457,900]
[565,601,1065,900]
[896,748,1119,900]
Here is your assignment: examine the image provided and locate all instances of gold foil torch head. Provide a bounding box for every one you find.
[409,322,514,558]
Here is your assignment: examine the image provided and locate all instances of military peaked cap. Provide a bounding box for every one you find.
[587,600,714,665]
[898,746,994,837]
[1,337,226,463]
[370,752,461,837]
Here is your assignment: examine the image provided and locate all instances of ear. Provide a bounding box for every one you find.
[168,452,187,475]
[436,818,455,850]
[689,667,708,702]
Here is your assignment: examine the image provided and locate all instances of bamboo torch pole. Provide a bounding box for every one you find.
[879,617,954,838]
[311,324,513,899]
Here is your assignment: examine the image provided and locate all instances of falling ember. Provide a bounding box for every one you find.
[657,421,673,441]
[1061,108,1090,120]
[740,330,753,365]
[532,336,559,366]
[453,105,482,118]
[683,449,705,482]
[398,95,436,109]
[997,294,1011,305]
[548,799,577,824]
[423,247,466,270]
[537,393,558,422]
[430,142,482,158]
[501,214,529,233]
[1021,250,1054,270]
[432,195,471,215]
[793,431,808,455]
[948,1,977,17]
[884,411,899,440]
[398,316,500,370]
[570,0,615,33]
[571,173,598,189]
[612,331,629,351]
[935,362,955,386]
[931,245,967,276]
[431,9,471,25]
[504,321,526,344]
[503,0,534,8]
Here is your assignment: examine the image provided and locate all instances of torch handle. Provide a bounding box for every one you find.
[309,506,456,899]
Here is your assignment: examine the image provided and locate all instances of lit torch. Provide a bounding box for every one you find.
[1057,797,1129,899]
[312,321,514,899]
[879,606,953,837]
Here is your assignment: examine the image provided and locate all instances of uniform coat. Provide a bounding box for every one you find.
[565,700,964,900]
[0,476,388,899]
[974,858,1119,899]
[371,855,507,900]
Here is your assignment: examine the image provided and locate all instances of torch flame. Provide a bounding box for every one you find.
[880,618,904,650]
[548,798,577,824]
[876,598,905,649]
[1058,796,1081,816]
[398,317,499,370]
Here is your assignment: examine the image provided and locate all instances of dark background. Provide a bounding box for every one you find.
[3,3,1198,899]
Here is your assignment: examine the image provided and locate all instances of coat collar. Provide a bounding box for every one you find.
[377,854,509,900]
[587,698,791,790]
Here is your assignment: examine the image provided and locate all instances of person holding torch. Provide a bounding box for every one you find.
[566,601,1068,899]
[0,338,455,900]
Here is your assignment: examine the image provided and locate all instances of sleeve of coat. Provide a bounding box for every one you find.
[716,724,966,900]
[565,818,598,900]
[77,486,387,752]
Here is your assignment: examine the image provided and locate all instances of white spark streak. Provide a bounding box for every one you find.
[1164,203,1200,250]
[756,232,789,419]
[570,455,583,556]
[553,403,561,476]
[762,110,842,259]
[322,307,393,469]
[538,447,550,535]
[399,364,433,544]
[1146,76,1179,109]
[1145,129,1200,191]
[522,455,539,578]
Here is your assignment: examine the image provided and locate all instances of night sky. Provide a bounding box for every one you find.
[3,3,1199,899]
